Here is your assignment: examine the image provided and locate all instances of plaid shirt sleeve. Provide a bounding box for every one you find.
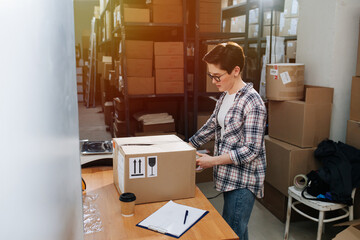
[189,111,217,148]
[228,103,267,165]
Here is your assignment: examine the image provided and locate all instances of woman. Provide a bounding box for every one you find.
[189,42,267,240]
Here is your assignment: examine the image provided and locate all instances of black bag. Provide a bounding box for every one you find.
[301,170,329,200]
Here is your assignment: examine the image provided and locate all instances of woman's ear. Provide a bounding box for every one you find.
[233,66,241,77]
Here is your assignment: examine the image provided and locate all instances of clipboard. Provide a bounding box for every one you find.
[136,200,209,238]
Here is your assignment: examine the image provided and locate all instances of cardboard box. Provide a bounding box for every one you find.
[156,81,184,94]
[155,55,184,69]
[283,0,299,18]
[155,68,183,82]
[266,63,304,101]
[286,40,297,59]
[279,17,298,36]
[126,58,153,77]
[333,220,360,240]
[199,24,221,33]
[263,11,280,25]
[269,86,334,148]
[113,135,196,204]
[263,25,279,37]
[346,120,360,150]
[248,24,259,38]
[153,5,183,23]
[154,42,183,56]
[350,77,360,121]
[141,122,176,133]
[199,12,222,24]
[265,136,320,196]
[152,0,182,4]
[125,40,153,59]
[124,8,150,22]
[200,2,221,14]
[356,24,360,76]
[230,15,245,33]
[127,77,155,95]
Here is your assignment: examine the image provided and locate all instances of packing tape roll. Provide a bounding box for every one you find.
[293,174,308,191]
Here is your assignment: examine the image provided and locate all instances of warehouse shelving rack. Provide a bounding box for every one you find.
[96,0,190,139]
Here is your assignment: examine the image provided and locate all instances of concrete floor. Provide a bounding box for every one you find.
[78,103,346,240]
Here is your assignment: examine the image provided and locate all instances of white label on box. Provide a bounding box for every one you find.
[270,69,278,75]
[129,157,145,179]
[147,156,158,178]
[280,71,292,84]
[118,153,125,192]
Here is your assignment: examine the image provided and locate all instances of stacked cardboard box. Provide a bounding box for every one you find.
[152,0,183,24]
[124,7,150,23]
[199,0,221,32]
[346,75,360,219]
[279,0,299,37]
[98,56,113,109]
[125,40,154,95]
[263,66,334,221]
[285,40,297,62]
[263,11,280,37]
[154,42,184,94]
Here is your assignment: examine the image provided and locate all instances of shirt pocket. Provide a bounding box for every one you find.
[224,118,243,141]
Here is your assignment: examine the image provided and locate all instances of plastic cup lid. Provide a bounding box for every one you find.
[119,192,136,202]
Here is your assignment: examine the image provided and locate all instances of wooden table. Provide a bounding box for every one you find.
[82,166,238,240]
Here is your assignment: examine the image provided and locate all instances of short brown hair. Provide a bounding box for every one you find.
[202,42,245,74]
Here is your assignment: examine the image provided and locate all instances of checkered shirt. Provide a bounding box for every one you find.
[190,83,267,198]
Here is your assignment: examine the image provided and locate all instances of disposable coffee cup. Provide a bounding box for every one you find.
[119,192,136,217]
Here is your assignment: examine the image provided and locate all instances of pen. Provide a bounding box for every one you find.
[183,210,189,224]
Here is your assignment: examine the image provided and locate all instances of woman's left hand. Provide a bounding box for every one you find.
[196,152,217,169]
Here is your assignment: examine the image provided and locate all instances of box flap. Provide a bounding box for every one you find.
[114,134,195,154]
[304,85,334,104]
[333,225,360,240]
[334,219,360,227]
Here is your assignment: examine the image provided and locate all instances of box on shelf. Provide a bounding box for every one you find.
[269,86,334,148]
[125,40,153,59]
[152,0,182,4]
[153,5,183,24]
[286,40,297,59]
[77,84,83,93]
[154,42,184,56]
[266,63,304,101]
[248,8,259,24]
[124,8,150,22]
[346,120,360,150]
[77,75,83,83]
[283,0,299,18]
[263,25,279,37]
[127,77,155,95]
[104,101,113,126]
[126,58,153,77]
[279,17,298,36]
[156,81,184,94]
[199,24,221,33]
[230,16,245,33]
[155,55,184,69]
[155,68,183,82]
[263,11,280,25]
[265,136,320,196]
[248,24,259,38]
[199,12,222,25]
[113,135,196,204]
[200,2,221,14]
[141,122,176,133]
[350,77,360,121]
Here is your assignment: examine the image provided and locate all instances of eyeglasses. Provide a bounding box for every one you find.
[207,72,227,82]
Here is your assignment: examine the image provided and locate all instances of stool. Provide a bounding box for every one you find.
[284,186,356,240]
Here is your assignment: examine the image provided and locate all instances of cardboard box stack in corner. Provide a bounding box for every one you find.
[112,135,196,204]
[262,63,335,222]
[154,42,184,94]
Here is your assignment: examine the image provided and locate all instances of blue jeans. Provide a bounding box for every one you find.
[222,188,255,240]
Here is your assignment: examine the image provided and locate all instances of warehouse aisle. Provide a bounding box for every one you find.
[78,104,344,240]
